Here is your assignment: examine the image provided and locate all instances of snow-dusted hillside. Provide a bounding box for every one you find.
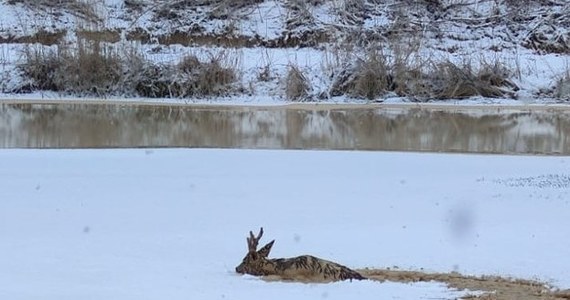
[0,0,569,104]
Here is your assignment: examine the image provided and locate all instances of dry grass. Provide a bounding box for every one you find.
[20,41,122,96]
[7,0,101,22]
[285,64,310,101]
[335,0,367,26]
[285,0,316,30]
[0,29,66,46]
[330,49,517,101]
[179,53,238,96]
[554,72,570,100]
[76,29,121,43]
[331,50,394,100]
[20,46,62,92]
[134,52,238,98]
[20,43,238,98]
[133,63,179,98]
[428,60,517,99]
[148,0,263,21]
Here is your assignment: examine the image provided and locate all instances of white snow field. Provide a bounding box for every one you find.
[1,149,569,299]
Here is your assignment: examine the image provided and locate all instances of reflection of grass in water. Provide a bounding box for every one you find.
[1,104,569,153]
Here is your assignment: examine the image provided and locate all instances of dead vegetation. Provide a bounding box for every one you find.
[20,41,122,96]
[285,64,311,101]
[334,0,368,26]
[330,49,518,101]
[138,0,264,22]
[6,0,565,100]
[19,42,238,98]
[359,268,569,300]
[554,72,570,100]
[427,60,518,100]
[258,266,570,299]
[6,0,101,23]
[0,29,66,46]
[5,0,570,54]
[175,53,238,97]
[331,50,393,100]
[17,39,517,101]
[285,0,316,30]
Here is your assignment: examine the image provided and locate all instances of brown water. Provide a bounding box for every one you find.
[1,102,569,154]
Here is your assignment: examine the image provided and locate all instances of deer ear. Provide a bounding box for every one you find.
[257,240,274,258]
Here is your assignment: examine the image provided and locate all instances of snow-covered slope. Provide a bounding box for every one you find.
[0,0,569,104]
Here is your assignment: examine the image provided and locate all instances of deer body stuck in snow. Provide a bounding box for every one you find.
[235,228,365,282]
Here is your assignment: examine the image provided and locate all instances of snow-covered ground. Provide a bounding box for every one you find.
[1,149,568,299]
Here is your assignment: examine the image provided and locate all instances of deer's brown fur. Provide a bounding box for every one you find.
[235,228,365,282]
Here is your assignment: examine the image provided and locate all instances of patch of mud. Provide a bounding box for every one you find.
[359,269,570,300]
[263,268,570,300]
[493,175,570,189]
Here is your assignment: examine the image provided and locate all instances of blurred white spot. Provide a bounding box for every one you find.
[294,234,301,243]
[446,203,477,241]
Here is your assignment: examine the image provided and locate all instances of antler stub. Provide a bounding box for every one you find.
[247,227,264,252]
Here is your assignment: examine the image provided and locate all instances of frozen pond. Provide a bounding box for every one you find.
[1,102,569,154]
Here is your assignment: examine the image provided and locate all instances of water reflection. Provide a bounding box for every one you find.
[0,103,568,154]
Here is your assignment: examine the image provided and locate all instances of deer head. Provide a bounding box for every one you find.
[235,227,275,275]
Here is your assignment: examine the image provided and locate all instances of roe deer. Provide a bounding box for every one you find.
[235,227,365,282]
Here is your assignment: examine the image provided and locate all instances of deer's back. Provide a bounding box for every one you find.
[269,255,365,282]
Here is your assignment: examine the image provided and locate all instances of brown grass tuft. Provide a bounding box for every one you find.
[329,50,517,101]
[179,53,237,96]
[332,50,393,100]
[20,41,122,96]
[20,46,62,91]
[134,53,238,98]
[285,64,310,101]
[554,72,570,100]
[428,60,517,99]
[19,43,239,98]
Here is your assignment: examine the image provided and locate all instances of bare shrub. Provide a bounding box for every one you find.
[329,49,517,101]
[20,44,239,98]
[430,62,482,99]
[478,60,518,91]
[20,46,62,91]
[428,60,517,99]
[332,50,393,100]
[285,64,310,101]
[554,72,570,100]
[63,42,123,95]
[20,41,122,96]
[257,65,272,82]
[179,53,237,96]
[335,0,367,26]
[133,53,238,98]
[285,0,316,30]
[134,63,182,98]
